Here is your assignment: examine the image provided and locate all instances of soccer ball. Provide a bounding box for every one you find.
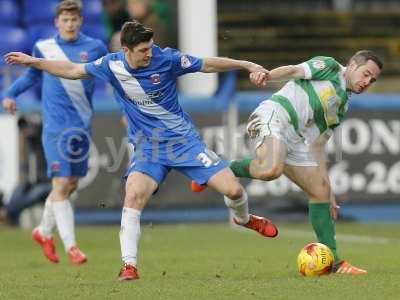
[297,242,334,277]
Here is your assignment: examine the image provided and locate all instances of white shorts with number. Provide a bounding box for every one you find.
[247,100,318,167]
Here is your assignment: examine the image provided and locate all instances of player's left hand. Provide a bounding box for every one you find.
[246,62,269,86]
[4,52,37,66]
[330,199,340,220]
[2,98,17,115]
[250,71,269,87]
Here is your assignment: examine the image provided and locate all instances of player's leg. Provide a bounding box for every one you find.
[206,168,248,224]
[119,171,159,281]
[192,136,287,193]
[118,157,168,281]
[284,165,337,258]
[31,185,59,263]
[231,136,287,180]
[36,192,56,240]
[231,101,288,180]
[284,165,366,274]
[32,176,77,263]
[32,130,63,263]
[34,129,89,264]
[54,128,91,264]
[206,167,278,238]
[191,101,288,192]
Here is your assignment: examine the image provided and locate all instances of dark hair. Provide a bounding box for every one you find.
[120,20,154,49]
[349,50,383,70]
[56,0,82,18]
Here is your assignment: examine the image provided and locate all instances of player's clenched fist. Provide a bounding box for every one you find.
[2,98,17,115]
[249,71,269,87]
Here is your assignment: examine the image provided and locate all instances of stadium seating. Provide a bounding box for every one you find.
[82,0,104,23]
[26,26,58,50]
[22,0,59,26]
[0,0,20,26]
[0,27,29,57]
[82,23,108,43]
[218,0,400,90]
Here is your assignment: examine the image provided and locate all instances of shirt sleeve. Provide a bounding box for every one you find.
[169,48,203,77]
[299,56,340,80]
[3,45,42,99]
[96,40,109,57]
[84,54,111,82]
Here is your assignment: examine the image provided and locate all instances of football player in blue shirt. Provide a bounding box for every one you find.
[5,20,278,280]
[2,1,107,265]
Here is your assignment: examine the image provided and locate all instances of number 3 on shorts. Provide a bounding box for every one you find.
[197,149,220,168]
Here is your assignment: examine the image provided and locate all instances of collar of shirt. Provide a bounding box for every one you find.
[55,32,83,45]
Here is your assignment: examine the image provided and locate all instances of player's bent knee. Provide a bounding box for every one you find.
[52,177,72,197]
[225,185,243,200]
[124,191,146,209]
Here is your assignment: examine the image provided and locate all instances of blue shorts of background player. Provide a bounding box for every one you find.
[42,128,90,178]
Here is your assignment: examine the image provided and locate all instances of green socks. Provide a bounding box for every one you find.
[309,202,340,262]
[229,158,253,178]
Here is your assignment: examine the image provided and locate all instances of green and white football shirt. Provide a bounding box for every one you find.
[271,56,350,143]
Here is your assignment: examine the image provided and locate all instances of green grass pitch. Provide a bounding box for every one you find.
[1,222,399,299]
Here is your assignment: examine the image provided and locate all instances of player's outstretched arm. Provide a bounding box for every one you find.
[250,65,306,87]
[201,57,267,74]
[5,52,89,80]
[268,65,306,81]
[202,57,269,87]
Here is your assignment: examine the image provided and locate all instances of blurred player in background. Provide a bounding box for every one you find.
[2,0,108,265]
[193,50,382,275]
[6,20,280,281]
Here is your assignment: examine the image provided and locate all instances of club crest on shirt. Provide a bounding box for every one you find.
[80,51,89,62]
[51,161,60,172]
[150,73,161,85]
[181,55,192,69]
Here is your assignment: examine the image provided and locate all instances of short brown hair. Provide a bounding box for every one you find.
[349,50,383,70]
[55,0,82,18]
[120,20,154,49]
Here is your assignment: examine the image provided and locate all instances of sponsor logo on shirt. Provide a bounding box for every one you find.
[126,91,163,106]
[80,51,89,62]
[181,55,192,69]
[150,73,161,85]
[312,60,326,70]
[94,56,104,66]
[319,87,341,126]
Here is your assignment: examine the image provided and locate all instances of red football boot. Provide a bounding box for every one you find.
[32,227,59,263]
[333,260,367,275]
[118,264,140,281]
[235,214,278,238]
[191,181,207,193]
[68,245,87,265]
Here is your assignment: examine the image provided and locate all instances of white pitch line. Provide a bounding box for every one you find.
[282,228,399,244]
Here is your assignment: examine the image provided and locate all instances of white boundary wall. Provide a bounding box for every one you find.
[0,114,19,203]
[178,0,218,96]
